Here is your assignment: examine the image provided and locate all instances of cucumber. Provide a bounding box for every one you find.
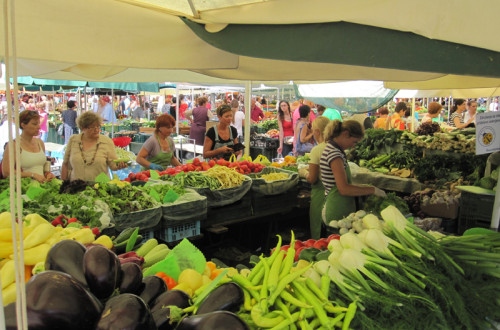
[113,227,138,244]
[135,238,158,257]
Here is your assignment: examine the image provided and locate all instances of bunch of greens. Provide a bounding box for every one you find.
[81,183,159,214]
[414,153,487,184]
[363,192,409,216]
[259,119,279,131]
[350,129,403,160]
[142,182,185,199]
[416,122,441,136]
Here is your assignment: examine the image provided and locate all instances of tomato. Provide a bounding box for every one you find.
[327,234,341,242]
[123,177,131,183]
[217,159,225,166]
[208,159,216,167]
[128,173,136,181]
[303,239,316,248]
[240,165,249,173]
[294,240,304,250]
[294,246,306,262]
[228,162,238,168]
[202,164,210,171]
[144,171,151,178]
[166,168,176,175]
[192,158,201,166]
[201,161,208,167]
[248,162,255,170]
[313,238,329,250]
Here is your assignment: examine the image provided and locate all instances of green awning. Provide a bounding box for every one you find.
[182,19,500,78]
[87,82,159,93]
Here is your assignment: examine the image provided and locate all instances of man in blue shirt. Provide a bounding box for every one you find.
[100,96,116,124]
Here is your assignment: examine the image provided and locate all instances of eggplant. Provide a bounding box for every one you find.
[44,239,88,288]
[16,270,102,330]
[175,311,250,330]
[119,262,144,295]
[96,293,155,330]
[196,282,244,315]
[84,245,121,300]
[151,289,191,313]
[139,275,167,307]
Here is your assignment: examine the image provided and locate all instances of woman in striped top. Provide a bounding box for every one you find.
[449,99,474,128]
[320,120,386,225]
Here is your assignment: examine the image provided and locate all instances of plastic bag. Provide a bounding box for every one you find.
[249,167,299,195]
[113,206,162,231]
[162,189,207,223]
[57,123,64,136]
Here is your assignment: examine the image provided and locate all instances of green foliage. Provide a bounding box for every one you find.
[259,119,279,131]
[363,192,409,217]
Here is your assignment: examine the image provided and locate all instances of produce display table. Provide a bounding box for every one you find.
[351,167,424,193]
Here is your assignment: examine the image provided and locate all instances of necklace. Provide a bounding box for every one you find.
[79,141,100,166]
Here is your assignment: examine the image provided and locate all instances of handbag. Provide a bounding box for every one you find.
[284,136,294,145]
[57,124,64,136]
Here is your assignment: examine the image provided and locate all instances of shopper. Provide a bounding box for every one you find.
[62,100,78,145]
[277,100,294,157]
[294,105,316,156]
[449,98,474,128]
[298,116,330,239]
[203,104,240,161]
[136,114,182,171]
[230,99,244,143]
[185,96,213,146]
[2,110,55,183]
[61,112,127,182]
[101,96,117,124]
[464,100,477,126]
[386,101,407,130]
[421,102,442,124]
[248,98,264,123]
[37,102,49,143]
[320,119,385,224]
[374,107,389,129]
[179,94,189,120]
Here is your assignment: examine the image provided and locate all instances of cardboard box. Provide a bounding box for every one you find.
[420,201,459,219]
[139,127,155,134]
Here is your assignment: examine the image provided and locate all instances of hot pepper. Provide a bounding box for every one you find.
[156,272,177,290]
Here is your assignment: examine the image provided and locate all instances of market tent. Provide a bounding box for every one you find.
[395,89,500,99]
[2,0,500,85]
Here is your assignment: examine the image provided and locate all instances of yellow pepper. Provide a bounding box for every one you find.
[68,228,95,245]
[0,212,12,229]
[13,244,51,266]
[23,223,55,249]
[23,213,50,228]
[93,235,113,249]
[0,242,14,259]
[2,282,17,306]
[1,260,14,289]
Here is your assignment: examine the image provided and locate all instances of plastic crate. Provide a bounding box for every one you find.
[164,220,201,243]
[139,224,163,241]
[133,133,150,143]
[457,191,495,234]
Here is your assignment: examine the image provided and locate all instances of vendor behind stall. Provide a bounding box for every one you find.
[61,112,127,182]
[320,120,386,225]
[298,116,330,239]
[136,114,182,171]
[203,104,241,161]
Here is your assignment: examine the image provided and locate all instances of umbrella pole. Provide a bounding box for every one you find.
[244,81,252,156]
[111,89,114,138]
[176,86,179,135]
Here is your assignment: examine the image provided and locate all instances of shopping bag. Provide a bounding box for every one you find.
[57,124,64,136]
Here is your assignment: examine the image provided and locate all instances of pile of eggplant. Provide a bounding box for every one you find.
[4,239,249,330]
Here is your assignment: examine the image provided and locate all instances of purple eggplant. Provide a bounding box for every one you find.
[119,262,144,295]
[84,245,121,300]
[175,311,249,330]
[10,271,102,330]
[139,275,167,307]
[196,282,244,315]
[151,289,191,313]
[96,293,155,330]
[44,239,88,288]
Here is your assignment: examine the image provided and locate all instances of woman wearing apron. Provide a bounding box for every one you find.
[136,114,182,171]
[298,116,330,240]
[203,105,241,161]
[320,120,386,226]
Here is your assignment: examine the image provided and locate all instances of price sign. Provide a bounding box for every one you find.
[476,112,500,155]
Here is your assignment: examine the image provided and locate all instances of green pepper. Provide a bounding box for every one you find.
[298,247,321,262]
[314,250,330,261]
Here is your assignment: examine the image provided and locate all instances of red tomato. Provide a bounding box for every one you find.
[166,168,176,175]
[248,162,255,170]
[280,244,290,252]
[128,173,136,181]
[327,234,341,242]
[293,240,303,250]
[201,161,208,167]
[217,159,225,166]
[304,239,316,248]
[192,158,201,166]
[313,239,329,250]
[209,160,216,167]
[123,177,131,183]
[202,164,210,171]
[144,171,151,178]
[295,246,306,262]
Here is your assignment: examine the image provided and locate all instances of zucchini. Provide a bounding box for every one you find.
[135,238,158,257]
[143,248,170,268]
[113,227,138,244]
[144,244,169,259]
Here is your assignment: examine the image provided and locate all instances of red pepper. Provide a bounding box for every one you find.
[91,227,100,236]
[51,215,68,227]
[156,272,176,290]
[118,251,139,259]
[67,218,79,224]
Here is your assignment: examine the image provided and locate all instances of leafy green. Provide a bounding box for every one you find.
[363,192,409,217]
[258,119,279,131]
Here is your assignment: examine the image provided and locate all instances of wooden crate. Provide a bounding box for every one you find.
[139,127,155,134]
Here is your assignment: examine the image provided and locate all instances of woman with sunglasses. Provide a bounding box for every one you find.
[61,112,127,182]
[2,110,55,182]
[203,105,241,161]
[136,114,182,171]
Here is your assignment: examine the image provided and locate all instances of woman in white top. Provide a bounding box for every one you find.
[230,99,244,142]
[2,110,55,182]
[449,99,474,128]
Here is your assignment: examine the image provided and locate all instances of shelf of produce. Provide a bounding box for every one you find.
[351,167,424,194]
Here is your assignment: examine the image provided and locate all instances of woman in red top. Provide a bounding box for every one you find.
[277,100,295,157]
[179,94,189,120]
